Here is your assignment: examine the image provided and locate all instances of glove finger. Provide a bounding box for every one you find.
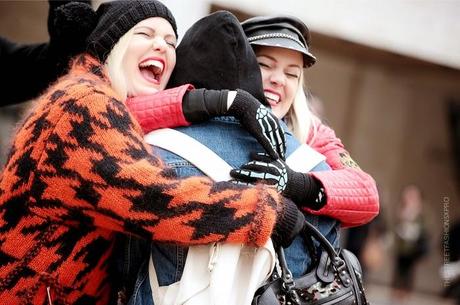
[255,106,280,159]
[239,160,283,177]
[230,179,255,187]
[230,169,279,185]
[249,152,274,163]
[261,114,279,157]
[266,113,286,160]
[245,119,278,160]
[240,159,288,193]
[230,169,261,183]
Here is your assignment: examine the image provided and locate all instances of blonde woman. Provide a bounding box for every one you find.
[0,3,304,304]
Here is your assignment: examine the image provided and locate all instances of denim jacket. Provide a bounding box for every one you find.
[125,117,339,305]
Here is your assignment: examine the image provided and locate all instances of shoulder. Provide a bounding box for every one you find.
[45,70,121,110]
[306,114,335,143]
[50,54,122,106]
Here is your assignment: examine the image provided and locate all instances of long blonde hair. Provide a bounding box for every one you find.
[104,27,136,100]
[284,71,317,144]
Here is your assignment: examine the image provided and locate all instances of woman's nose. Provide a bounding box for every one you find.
[269,70,286,86]
[152,37,167,52]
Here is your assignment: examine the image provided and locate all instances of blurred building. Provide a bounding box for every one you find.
[1,0,459,298]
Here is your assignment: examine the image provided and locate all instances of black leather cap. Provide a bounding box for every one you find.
[242,15,316,67]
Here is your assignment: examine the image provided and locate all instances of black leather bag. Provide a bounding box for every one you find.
[252,220,369,305]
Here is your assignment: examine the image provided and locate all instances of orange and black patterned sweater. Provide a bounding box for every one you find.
[0,54,287,305]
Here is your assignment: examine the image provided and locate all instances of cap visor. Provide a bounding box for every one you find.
[249,37,316,67]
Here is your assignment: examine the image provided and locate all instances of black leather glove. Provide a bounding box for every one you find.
[183,88,286,159]
[272,198,305,248]
[230,152,327,210]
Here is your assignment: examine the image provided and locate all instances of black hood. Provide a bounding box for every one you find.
[167,11,267,105]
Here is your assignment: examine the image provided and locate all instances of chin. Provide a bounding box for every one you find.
[133,87,161,96]
[271,108,283,119]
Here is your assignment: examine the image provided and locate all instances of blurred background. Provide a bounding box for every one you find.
[1,1,459,304]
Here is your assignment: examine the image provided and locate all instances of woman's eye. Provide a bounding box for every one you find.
[135,32,150,37]
[286,73,299,78]
[166,41,177,49]
[258,62,270,68]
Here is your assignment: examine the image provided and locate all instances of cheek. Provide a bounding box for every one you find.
[286,81,299,100]
[260,70,270,86]
[166,51,176,75]
[126,39,144,56]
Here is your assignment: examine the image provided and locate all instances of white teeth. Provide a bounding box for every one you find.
[264,92,280,103]
[139,60,164,74]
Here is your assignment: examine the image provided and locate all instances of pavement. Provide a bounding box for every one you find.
[365,283,455,305]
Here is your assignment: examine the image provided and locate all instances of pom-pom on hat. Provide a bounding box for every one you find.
[52,0,177,63]
[242,15,316,67]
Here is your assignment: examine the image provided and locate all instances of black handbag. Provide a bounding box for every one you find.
[252,220,369,305]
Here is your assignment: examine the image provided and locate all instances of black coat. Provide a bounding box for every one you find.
[0,0,92,106]
[0,37,61,106]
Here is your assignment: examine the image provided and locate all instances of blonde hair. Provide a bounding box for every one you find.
[284,71,317,144]
[104,27,136,100]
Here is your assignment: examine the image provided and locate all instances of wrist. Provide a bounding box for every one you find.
[273,198,305,248]
[284,172,326,210]
[227,91,237,110]
[182,89,228,122]
[227,89,255,117]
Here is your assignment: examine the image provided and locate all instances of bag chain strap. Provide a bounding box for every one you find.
[274,220,352,305]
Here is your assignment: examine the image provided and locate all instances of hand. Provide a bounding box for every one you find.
[182,88,286,159]
[271,198,305,248]
[230,152,289,192]
[230,152,326,210]
[227,90,286,160]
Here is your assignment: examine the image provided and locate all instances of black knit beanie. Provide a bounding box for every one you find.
[86,0,177,62]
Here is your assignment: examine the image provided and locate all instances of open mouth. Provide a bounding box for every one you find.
[264,91,281,105]
[139,58,165,84]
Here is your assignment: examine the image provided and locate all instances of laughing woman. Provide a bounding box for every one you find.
[0,2,304,304]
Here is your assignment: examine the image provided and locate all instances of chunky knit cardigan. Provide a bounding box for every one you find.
[0,54,288,305]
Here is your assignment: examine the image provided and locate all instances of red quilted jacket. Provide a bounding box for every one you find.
[127,92,379,227]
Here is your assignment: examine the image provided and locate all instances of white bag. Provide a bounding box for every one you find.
[144,128,325,305]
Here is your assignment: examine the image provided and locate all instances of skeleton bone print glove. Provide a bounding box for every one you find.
[227,90,286,159]
[183,88,286,159]
[230,152,326,210]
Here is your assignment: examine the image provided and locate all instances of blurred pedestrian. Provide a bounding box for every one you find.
[392,185,429,302]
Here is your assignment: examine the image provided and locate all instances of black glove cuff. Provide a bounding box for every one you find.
[227,89,255,118]
[182,89,228,122]
[285,173,326,210]
[272,199,305,248]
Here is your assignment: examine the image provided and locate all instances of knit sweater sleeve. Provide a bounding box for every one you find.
[32,80,280,247]
[304,117,379,227]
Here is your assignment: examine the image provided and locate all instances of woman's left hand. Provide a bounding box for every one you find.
[230,152,289,192]
[230,152,326,210]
